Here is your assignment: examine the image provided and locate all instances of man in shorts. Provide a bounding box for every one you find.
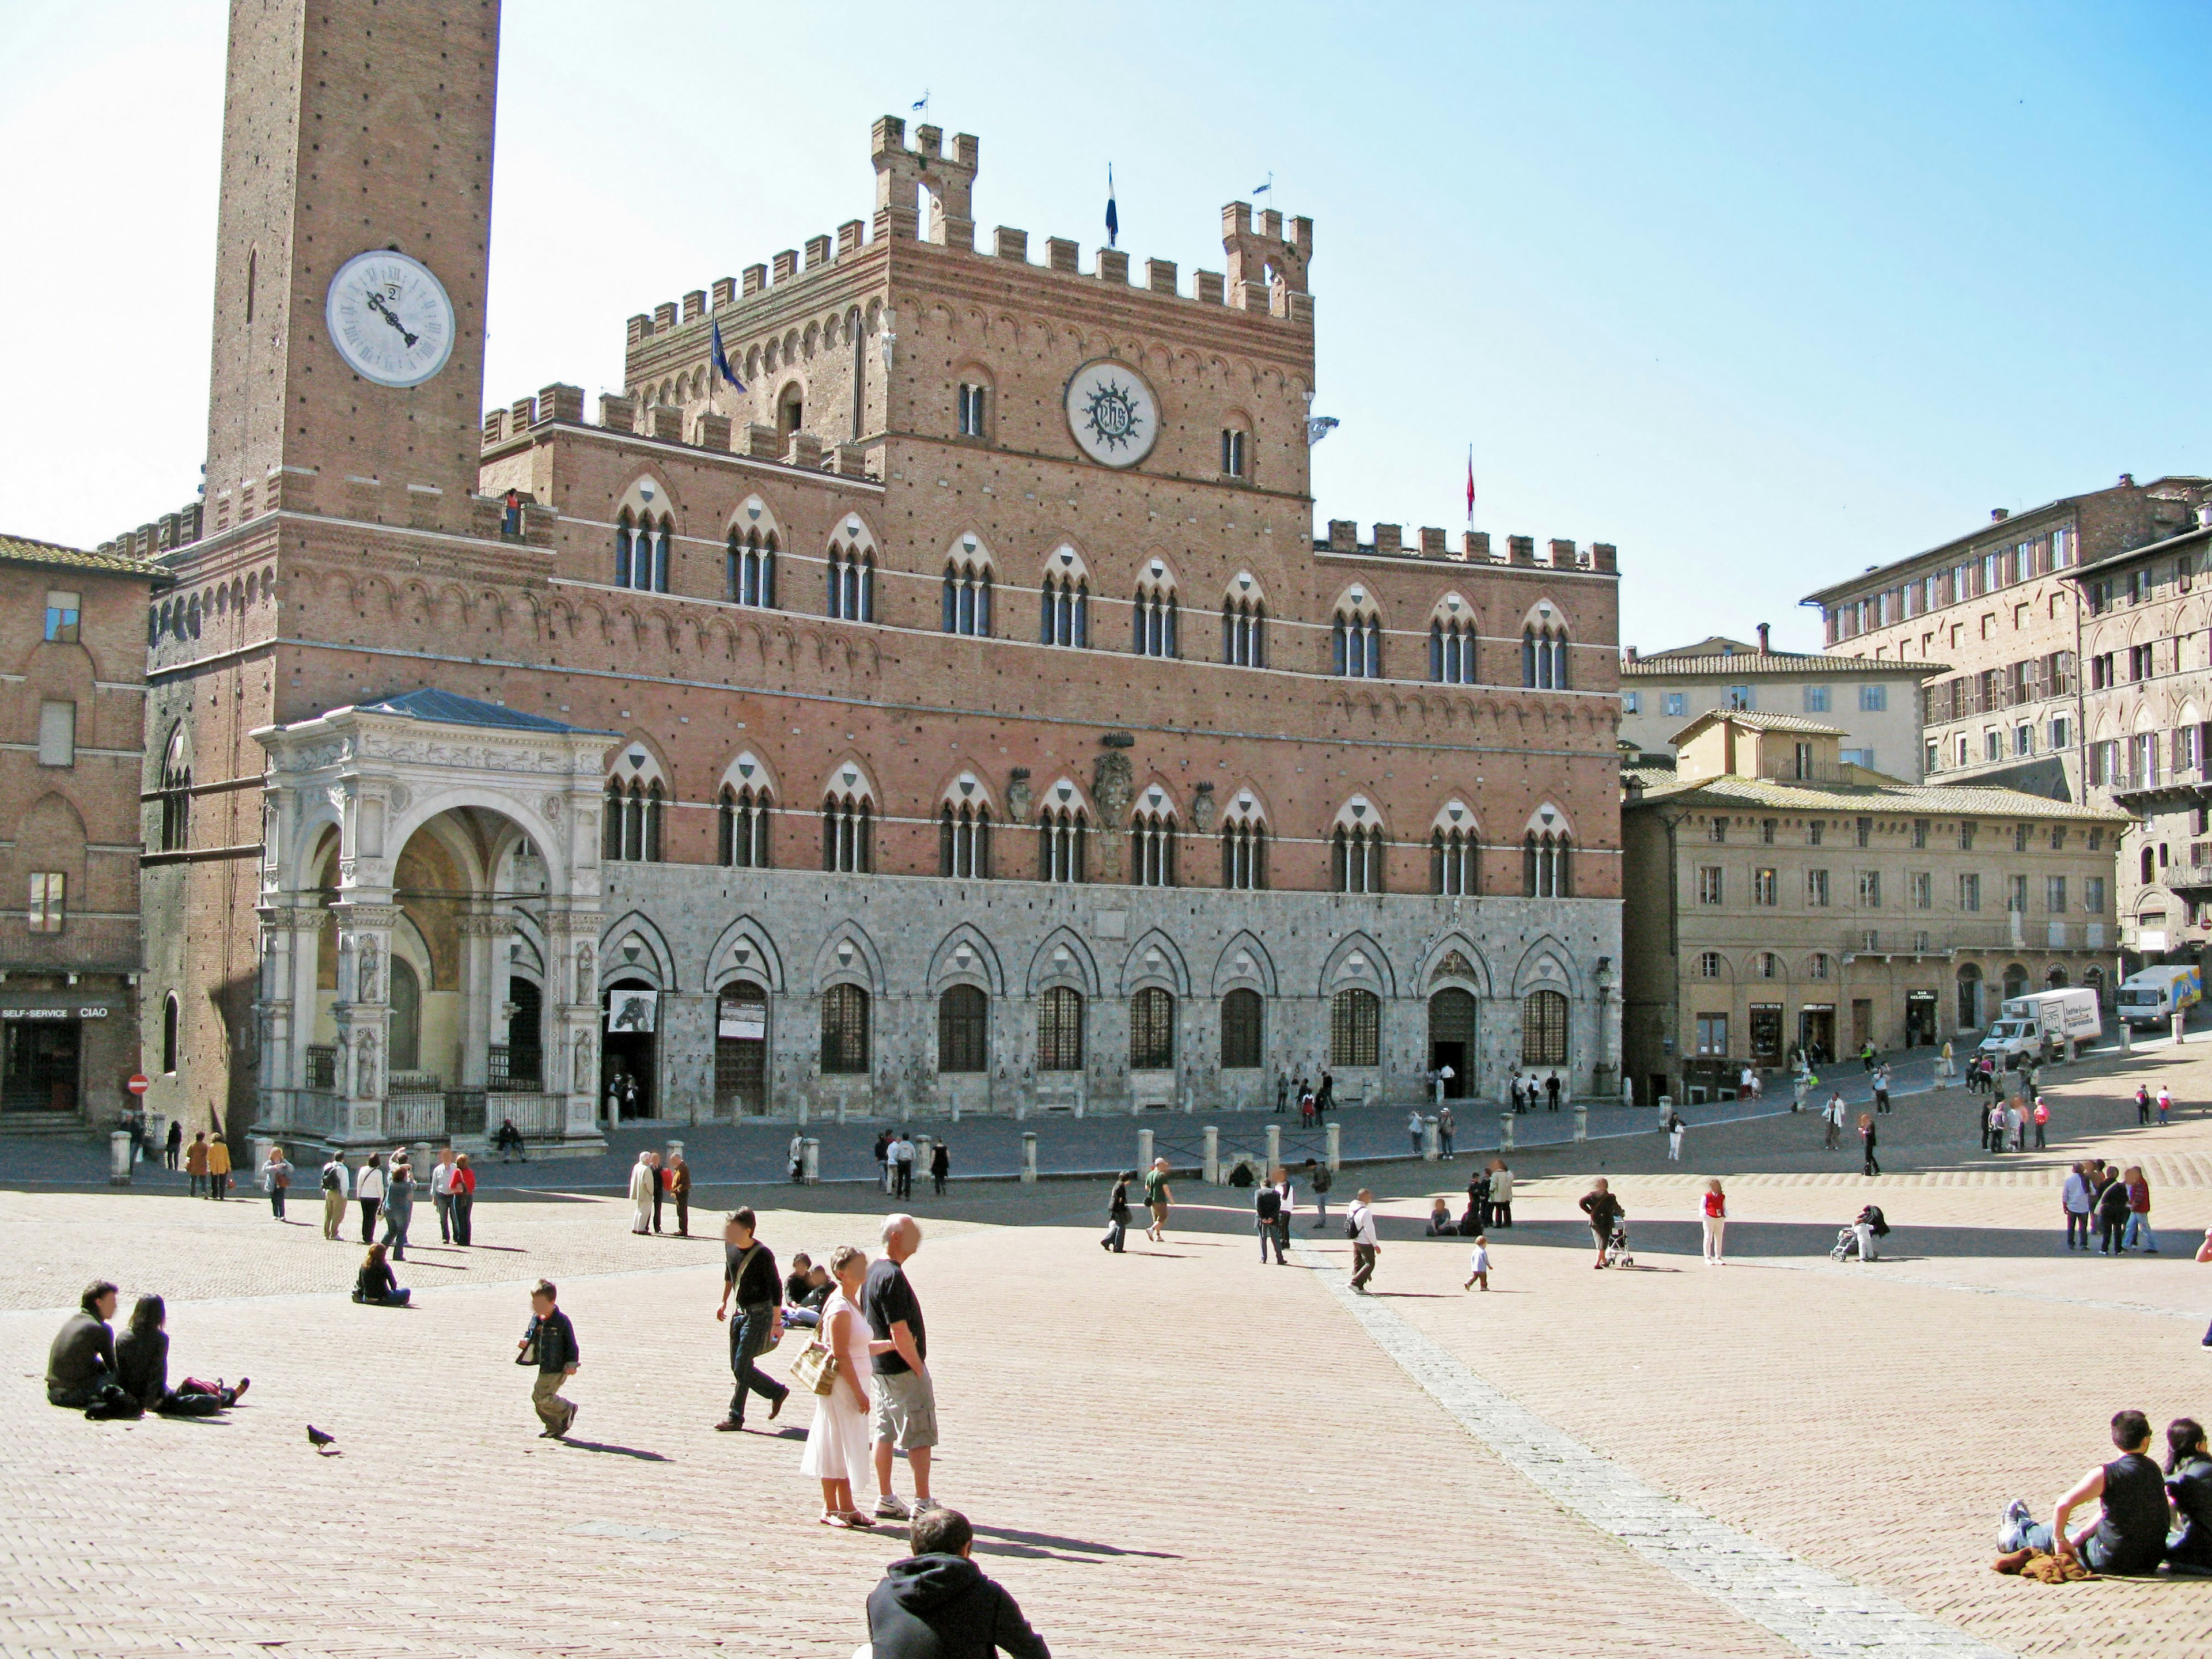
[865,1213,938,1522]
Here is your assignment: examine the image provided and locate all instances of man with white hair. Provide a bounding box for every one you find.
[863,1213,938,1521]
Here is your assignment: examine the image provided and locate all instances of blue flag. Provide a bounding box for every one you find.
[1105,164,1118,248]
[710,318,745,391]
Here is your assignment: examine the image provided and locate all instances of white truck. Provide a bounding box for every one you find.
[1977,987,2103,1066]
[2116,963,2203,1029]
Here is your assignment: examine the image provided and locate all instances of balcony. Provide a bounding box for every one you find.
[2109,764,2209,802]
[1755,757,1857,784]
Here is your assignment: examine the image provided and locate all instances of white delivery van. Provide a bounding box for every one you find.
[2116,963,2203,1029]
[1978,987,2103,1066]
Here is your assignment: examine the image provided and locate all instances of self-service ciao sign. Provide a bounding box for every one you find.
[1,1006,111,1020]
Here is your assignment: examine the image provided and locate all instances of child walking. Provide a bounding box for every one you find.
[519,1278,579,1439]
[1462,1234,1492,1291]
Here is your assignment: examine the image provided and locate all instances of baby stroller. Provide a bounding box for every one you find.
[1831,1204,1889,1262]
[1604,1219,1634,1268]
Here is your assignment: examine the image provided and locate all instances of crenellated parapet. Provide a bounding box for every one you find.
[1317,519,1619,575]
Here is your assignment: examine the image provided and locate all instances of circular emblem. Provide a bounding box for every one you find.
[1064,359,1161,469]
[324,249,457,388]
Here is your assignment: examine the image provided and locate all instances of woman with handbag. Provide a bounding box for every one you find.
[798,1245,877,1528]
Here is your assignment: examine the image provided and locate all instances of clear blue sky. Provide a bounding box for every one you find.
[3,1,2206,651]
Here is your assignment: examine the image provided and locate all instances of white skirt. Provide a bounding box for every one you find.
[799,1381,874,1484]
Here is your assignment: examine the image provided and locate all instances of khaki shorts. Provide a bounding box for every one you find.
[870,1366,938,1450]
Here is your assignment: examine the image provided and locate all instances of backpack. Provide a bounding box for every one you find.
[1344,1208,1363,1241]
[1255,1187,1281,1222]
[320,1164,341,1192]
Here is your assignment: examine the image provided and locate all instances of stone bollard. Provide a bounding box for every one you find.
[796,1098,810,1127]
[1137,1127,1154,1173]
[1021,1132,1038,1185]
[800,1137,820,1184]
[1422,1116,1440,1161]
[1325,1120,1342,1172]
[249,1134,276,1176]
[1575,1103,1589,1142]
[1499,1112,1516,1152]
[2120,1020,2133,1055]
[108,1130,133,1185]
[2177,1012,2188,1047]
[912,1136,933,1188]
[1203,1125,1219,1184]
[1266,1123,1281,1173]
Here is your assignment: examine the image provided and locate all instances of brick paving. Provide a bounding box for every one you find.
[8,1041,2212,1654]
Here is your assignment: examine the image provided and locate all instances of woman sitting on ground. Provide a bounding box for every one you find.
[115,1294,246,1415]
[1426,1198,1456,1236]
[352,1241,411,1306]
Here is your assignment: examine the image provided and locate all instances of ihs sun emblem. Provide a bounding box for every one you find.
[1082,378,1143,450]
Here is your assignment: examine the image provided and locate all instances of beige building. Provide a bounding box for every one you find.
[2070,501,2212,964]
[1620,627,1941,780]
[1622,710,2126,1103]
[1801,475,2209,801]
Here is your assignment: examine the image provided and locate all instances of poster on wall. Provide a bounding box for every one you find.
[606,988,658,1033]
[718,1001,766,1040]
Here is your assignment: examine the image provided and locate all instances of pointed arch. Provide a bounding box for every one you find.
[1036,775,1092,884]
[1039,541,1092,649]
[1422,935,1494,997]
[603,738,670,865]
[1331,795,1388,893]
[941,530,996,637]
[1319,931,1396,998]
[827,510,878,622]
[1520,596,1570,690]
[1209,932,1280,998]
[1119,929,1191,997]
[1511,935,1581,998]
[703,915,786,993]
[1331,581,1385,679]
[1522,801,1573,898]
[1221,569,1269,668]
[1219,785,1270,891]
[812,923,886,994]
[599,911,676,991]
[1132,551,1180,659]
[1429,590,1479,684]
[926,925,1006,996]
[1025,927,1100,997]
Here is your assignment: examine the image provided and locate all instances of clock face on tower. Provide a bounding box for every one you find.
[324,250,457,388]
[1064,358,1161,469]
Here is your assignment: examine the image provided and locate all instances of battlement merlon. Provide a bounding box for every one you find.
[871,115,980,250]
[1316,520,1619,575]
[1222,202,1312,296]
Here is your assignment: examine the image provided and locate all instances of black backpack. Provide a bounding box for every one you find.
[1255,1187,1281,1222]
[320,1164,341,1192]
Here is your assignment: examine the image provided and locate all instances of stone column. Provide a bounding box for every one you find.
[330,902,399,1145]
[254,901,324,1116]
[545,911,605,1147]
[1203,1124,1219,1183]
[456,910,506,1089]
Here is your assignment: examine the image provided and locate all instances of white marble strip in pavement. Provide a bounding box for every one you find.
[1294,1242,2014,1659]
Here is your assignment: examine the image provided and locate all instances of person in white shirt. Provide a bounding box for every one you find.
[1463,1234,1491,1291]
[891,1135,916,1199]
[431,1147,459,1243]
[1347,1189,1378,1292]
[319,1153,350,1241]
[788,1132,805,1184]
[355,1154,385,1245]
[1406,1111,1425,1157]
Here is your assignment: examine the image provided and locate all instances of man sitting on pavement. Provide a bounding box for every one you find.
[1995,1408,2171,1576]
[47,1279,137,1417]
[866,1506,1050,1659]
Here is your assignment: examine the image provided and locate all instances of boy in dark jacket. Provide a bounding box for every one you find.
[868,1508,1049,1659]
[520,1279,579,1438]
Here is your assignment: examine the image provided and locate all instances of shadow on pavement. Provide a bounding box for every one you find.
[971,1524,1180,1562]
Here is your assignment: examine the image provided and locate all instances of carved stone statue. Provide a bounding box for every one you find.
[355,1028,380,1097]
[572,1029,596,1094]
[575,942,595,1001]
[1092,750,1134,882]
[1005,768,1033,826]
[356,935,381,1003]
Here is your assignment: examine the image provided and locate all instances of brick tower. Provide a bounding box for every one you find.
[143,0,505,1139]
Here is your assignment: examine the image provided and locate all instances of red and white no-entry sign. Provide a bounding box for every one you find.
[126,1074,150,1097]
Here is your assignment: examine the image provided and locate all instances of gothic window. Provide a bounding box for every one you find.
[938,802,993,879]
[161,993,179,1074]
[615,510,671,593]
[1222,597,1267,667]
[1429,603,1476,684]
[1130,987,1175,1070]
[1522,622,1569,690]
[1040,573,1089,647]
[827,539,876,622]
[1038,986,1085,1071]
[819,982,870,1074]
[1037,805,1088,883]
[1132,579,1179,658]
[1221,818,1268,891]
[1129,809,1177,887]
[157,724,191,852]
[1332,823,1386,894]
[1220,988,1264,1070]
[937,984,988,1073]
[1333,608,1383,677]
[1520,989,1569,1065]
[942,557,993,636]
[602,779,664,863]
[726,528,778,608]
[719,785,772,868]
[1523,831,1572,897]
[1431,825,1478,895]
[1330,987,1380,1068]
[1219,426,1247,478]
[821,789,874,873]
[956,382,988,438]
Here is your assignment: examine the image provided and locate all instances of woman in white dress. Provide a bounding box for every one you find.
[800,1244,876,1527]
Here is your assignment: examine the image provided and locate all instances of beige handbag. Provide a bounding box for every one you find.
[789,1339,839,1396]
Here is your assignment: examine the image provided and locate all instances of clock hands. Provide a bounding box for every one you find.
[364,289,419,349]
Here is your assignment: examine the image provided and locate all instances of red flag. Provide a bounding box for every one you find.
[1464,448,1476,522]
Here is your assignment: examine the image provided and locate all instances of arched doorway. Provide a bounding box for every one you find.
[1427,988,1476,1097]
[716,978,770,1116]
[2001,962,2029,1002]
[2046,964,2069,988]
[603,976,657,1121]
[1956,963,1984,1031]
[2084,965,2107,1007]
[503,978,542,1088]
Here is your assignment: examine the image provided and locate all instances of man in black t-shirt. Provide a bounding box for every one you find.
[1997,1408,2170,1575]
[713,1208,788,1432]
[863,1213,936,1522]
